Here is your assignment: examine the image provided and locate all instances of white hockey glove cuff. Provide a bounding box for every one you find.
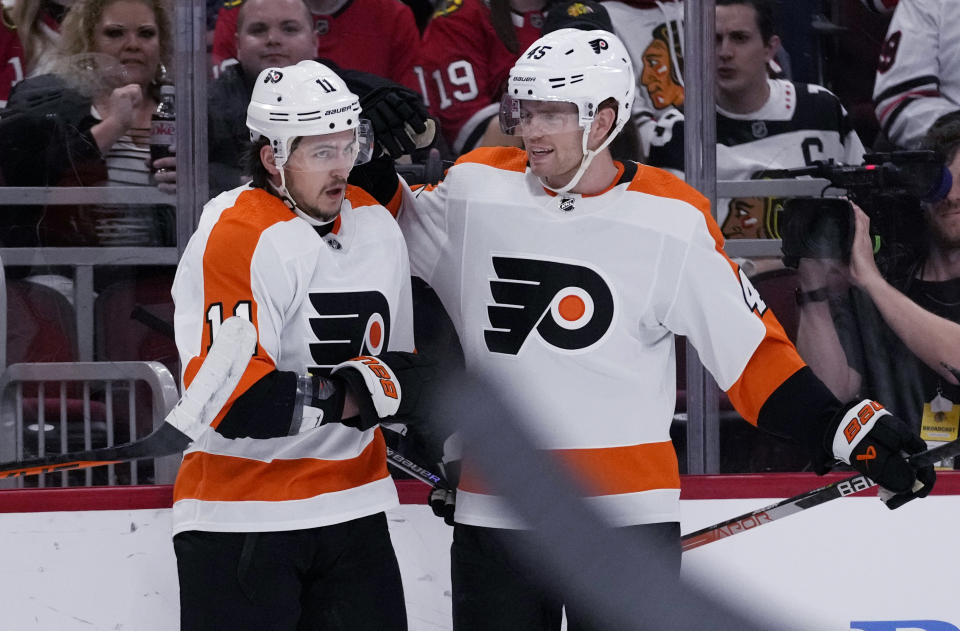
[330,351,436,431]
[829,399,936,509]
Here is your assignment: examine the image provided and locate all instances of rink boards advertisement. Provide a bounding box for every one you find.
[0,474,957,630]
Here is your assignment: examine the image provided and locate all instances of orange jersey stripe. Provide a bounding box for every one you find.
[459,441,680,497]
[174,430,391,503]
[345,184,380,211]
[627,165,807,423]
[184,188,296,427]
[455,146,528,172]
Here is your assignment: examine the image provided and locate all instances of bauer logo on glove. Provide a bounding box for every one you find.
[829,398,936,509]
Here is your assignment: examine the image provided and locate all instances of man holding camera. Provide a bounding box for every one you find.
[797,114,960,445]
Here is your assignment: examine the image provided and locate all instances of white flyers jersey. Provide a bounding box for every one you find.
[648,79,865,239]
[170,185,414,535]
[398,148,805,528]
[873,0,960,149]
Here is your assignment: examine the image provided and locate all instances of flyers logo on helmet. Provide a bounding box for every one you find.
[308,290,390,374]
[484,256,615,355]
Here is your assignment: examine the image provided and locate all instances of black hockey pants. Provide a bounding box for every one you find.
[451,521,681,631]
[174,512,407,631]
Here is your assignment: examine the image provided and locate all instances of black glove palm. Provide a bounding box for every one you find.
[360,86,431,160]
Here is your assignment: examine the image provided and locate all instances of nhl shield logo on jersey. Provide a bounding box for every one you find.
[307,290,391,373]
[484,256,614,355]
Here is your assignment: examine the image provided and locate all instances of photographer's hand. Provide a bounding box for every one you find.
[843,203,960,386]
[847,202,885,291]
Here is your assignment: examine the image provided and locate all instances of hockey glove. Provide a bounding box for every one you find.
[429,487,456,526]
[359,87,434,160]
[331,351,437,431]
[829,399,936,509]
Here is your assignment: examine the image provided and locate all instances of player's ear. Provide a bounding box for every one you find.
[587,106,616,151]
[260,145,280,176]
[765,34,781,63]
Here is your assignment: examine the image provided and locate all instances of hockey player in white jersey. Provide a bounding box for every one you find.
[390,28,935,631]
[170,60,430,631]
[873,0,960,149]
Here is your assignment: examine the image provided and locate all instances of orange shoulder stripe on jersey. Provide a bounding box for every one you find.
[184,188,295,427]
[459,441,680,496]
[345,184,380,210]
[384,182,404,218]
[626,166,807,424]
[726,333,806,426]
[455,146,528,173]
[173,430,390,503]
[627,165,723,250]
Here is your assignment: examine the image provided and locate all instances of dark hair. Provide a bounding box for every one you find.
[242,135,303,189]
[716,0,777,44]
[243,136,273,189]
[923,112,960,165]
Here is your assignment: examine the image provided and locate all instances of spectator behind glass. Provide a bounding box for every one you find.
[210,0,419,89]
[796,114,960,444]
[0,0,174,246]
[410,0,546,156]
[208,0,317,195]
[598,0,684,160]
[645,0,864,253]
[208,0,435,198]
[873,0,959,150]
[11,0,74,76]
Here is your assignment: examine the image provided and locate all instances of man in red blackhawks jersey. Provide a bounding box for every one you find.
[359,27,936,630]
[171,60,432,631]
[211,0,420,88]
[410,0,546,155]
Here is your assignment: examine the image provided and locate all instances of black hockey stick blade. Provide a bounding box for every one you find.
[0,422,190,479]
[681,438,960,552]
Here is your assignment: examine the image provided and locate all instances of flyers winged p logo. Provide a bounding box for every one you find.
[484,256,614,355]
[308,290,390,374]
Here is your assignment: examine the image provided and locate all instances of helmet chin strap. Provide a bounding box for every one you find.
[269,168,338,226]
[539,129,599,195]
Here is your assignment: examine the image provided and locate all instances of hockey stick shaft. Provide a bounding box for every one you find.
[680,438,960,552]
[0,318,257,480]
[385,446,449,489]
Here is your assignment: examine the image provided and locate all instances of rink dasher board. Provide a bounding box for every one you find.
[1,476,958,630]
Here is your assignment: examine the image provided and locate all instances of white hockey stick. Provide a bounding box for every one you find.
[0,317,257,479]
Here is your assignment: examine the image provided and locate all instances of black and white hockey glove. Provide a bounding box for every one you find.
[828,399,936,509]
[359,86,434,159]
[330,351,436,431]
[429,487,456,526]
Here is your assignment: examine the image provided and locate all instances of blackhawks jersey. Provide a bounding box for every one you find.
[409,0,543,154]
[398,147,806,529]
[0,8,24,108]
[647,79,865,239]
[601,0,685,158]
[171,184,414,534]
[211,0,420,88]
[873,0,960,149]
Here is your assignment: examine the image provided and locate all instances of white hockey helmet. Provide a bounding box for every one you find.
[500,28,634,193]
[246,59,373,169]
